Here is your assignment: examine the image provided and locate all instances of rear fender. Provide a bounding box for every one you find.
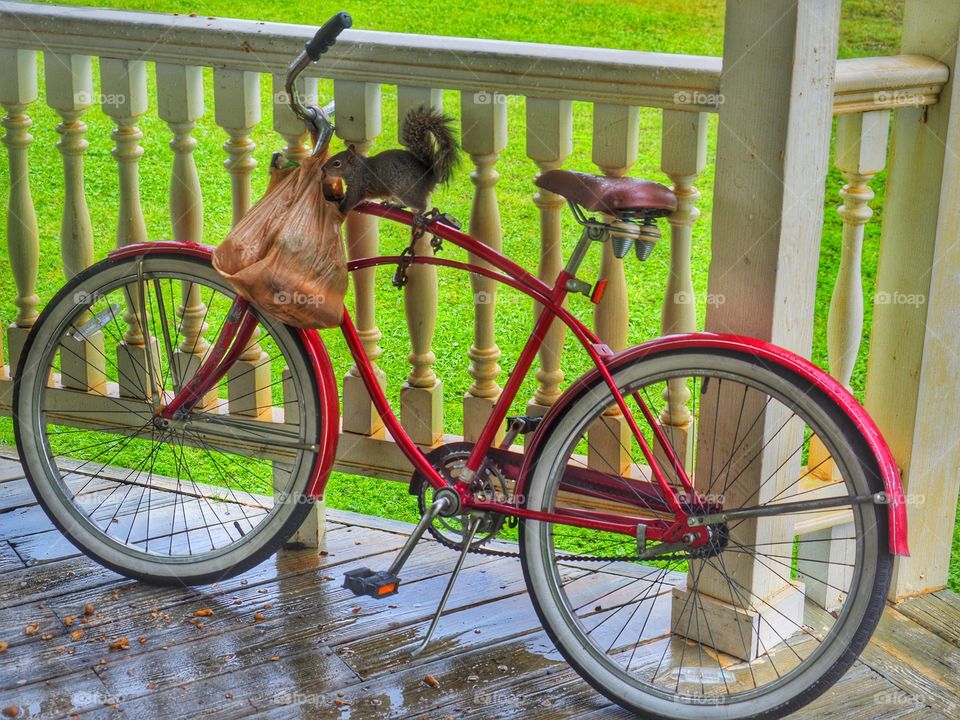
[108,241,341,500]
[519,332,909,556]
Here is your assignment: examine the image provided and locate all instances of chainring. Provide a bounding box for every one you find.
[412,447,509,553]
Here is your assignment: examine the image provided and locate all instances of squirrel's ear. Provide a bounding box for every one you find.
[347,143,358,156]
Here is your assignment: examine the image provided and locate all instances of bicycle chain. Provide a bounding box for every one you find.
[460,537,687,564]
[414,435,688,564]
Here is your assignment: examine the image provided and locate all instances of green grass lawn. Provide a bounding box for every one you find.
[3,0,957,591]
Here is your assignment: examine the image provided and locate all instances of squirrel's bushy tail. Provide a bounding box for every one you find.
[401,106,459,185]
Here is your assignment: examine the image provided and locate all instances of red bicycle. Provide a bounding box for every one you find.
[13,13,908,720]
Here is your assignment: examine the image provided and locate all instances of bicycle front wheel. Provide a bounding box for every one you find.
[14,251,324,586]
[519,347,890,720]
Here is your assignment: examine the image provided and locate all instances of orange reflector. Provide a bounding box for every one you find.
[591,279,608,304]
[378,584,397,596]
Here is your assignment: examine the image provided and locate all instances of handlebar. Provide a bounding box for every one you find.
[285,12,352,152]
[305,11,352,61]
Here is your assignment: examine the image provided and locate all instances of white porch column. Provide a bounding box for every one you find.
[673,0,842,660]
[865,0,960,599]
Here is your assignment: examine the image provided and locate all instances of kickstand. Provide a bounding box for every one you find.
[410,515,482,657]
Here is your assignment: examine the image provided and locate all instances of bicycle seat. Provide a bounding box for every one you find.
[535,170,676,216]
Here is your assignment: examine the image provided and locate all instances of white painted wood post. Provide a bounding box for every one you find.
[675,0,842,660]
[335,80,386,437]
[156,63,215,406]
[214,69,271,418]
[0,49,39,378]
[587,103,638,474]
[526,97,573,417]
[461,90,507,444]
[46,52,104,393]
[271,71,324,548]
[657,109,707,477]
[398,86,444,446]
[864,0,960,599]
[101,57,158,400]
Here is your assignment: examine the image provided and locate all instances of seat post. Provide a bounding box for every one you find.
[563,201,607,278]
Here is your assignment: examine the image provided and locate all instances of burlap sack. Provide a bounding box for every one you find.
[212,154,347,328]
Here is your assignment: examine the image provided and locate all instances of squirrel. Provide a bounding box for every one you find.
[322,106,459,214]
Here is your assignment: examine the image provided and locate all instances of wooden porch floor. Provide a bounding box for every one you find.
[0,450,958,720]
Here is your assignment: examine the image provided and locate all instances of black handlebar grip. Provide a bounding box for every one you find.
[305,12,352,61]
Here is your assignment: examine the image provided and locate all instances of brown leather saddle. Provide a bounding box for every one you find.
[535,169,676,217]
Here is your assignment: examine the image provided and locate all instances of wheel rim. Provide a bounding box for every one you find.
[524,352,883,715]
[17,258,318,570]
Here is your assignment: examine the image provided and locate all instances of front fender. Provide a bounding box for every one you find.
[109,241,341,501]
[520,332,909,556]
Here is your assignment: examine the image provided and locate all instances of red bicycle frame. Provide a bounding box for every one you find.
[128,199,908,554]
[143,201,696,545]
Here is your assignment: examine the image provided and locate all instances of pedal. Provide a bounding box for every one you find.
[342,567,401,599]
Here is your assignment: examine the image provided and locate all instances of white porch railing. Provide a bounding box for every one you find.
[0,1,955,600]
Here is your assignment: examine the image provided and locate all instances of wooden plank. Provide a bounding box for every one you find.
[262,631,567,720]
[0,526,408,690]
[0,458,24,483]
[0,669,121,719]
[0,505,56,542]
[0,603,67,654]
[0,540,24,572]
[92,543,504,712]
[0,476,38,512]
[9,528,83,565]
[335,563,664,680]
[96,646,356,720]
[0,556,122,611]
[897,590,960,649]
[572,662,926,720]
[859,606,960,717]
[42,525,405,629]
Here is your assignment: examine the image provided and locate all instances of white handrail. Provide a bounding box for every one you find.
[0,1,948,112]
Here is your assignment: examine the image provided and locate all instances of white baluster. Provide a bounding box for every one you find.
[461,91,507,443]
[157,63,213,402]
[656,110,707,477]
[336,81,386,437]
[799,111,890,606]
[46,53,94,279]
[808,110,890,484]
[0,49,39,378]
[214,69,260,224]
[398,86,444,446]
[526,98,573,417]
[830,110,890,388]
[100,57,157,399]
[214,69,271,417]
[272,71,324,548]
[588,103,639,474]
[46,52,103,392]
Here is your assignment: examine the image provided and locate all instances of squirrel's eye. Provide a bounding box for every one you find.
[332,160,342,168]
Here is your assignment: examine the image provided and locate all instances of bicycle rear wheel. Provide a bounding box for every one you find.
[14,252,323,585]
[519,347,890,719]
